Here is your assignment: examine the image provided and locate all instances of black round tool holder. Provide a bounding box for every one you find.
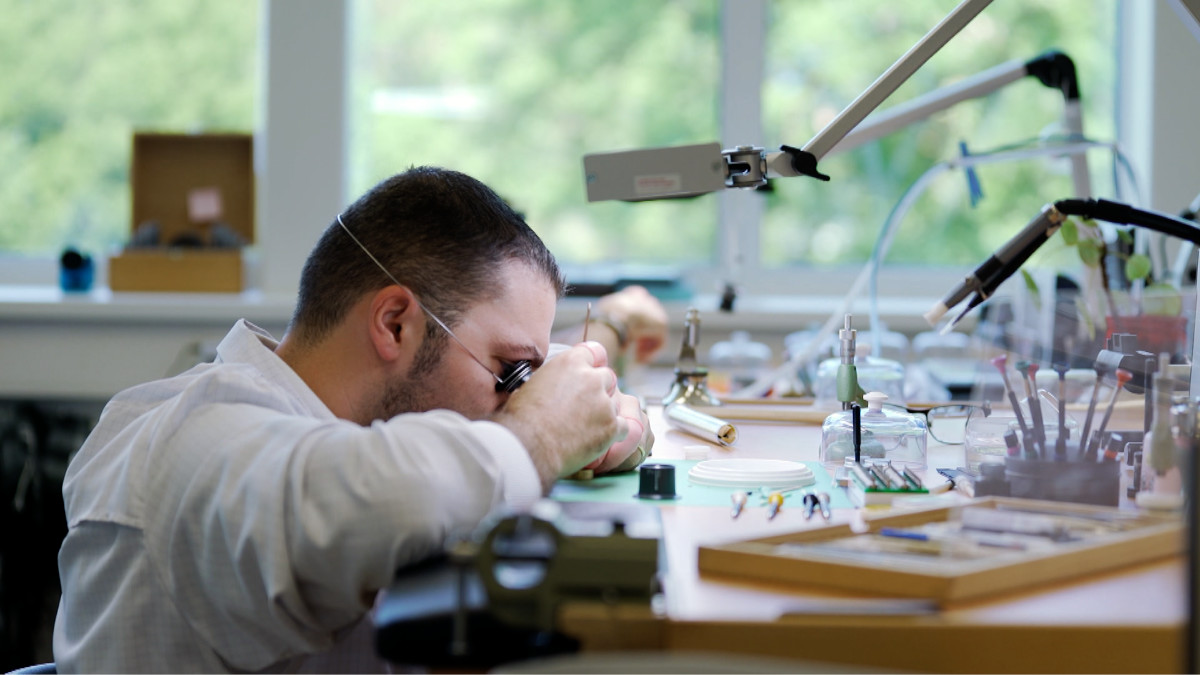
[634,463,679,500]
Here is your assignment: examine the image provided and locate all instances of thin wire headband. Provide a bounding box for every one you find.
[335,213,532,393]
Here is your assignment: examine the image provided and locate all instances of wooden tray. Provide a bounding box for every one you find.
[698,497,1183,606]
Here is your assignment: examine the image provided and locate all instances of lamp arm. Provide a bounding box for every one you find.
[827,58,1028,156]
[797,0,995,165]
[822,49,1089,198]
[584,0,995,200]
[760,0,994,181]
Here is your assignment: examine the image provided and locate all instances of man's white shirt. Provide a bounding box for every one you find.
[53,319,541,672]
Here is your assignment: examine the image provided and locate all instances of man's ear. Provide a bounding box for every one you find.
[367,285,422,362]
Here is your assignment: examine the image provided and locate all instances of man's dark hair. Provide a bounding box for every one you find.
[288,166,565,346]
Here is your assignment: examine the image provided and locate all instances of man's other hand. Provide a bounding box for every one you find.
[595,285,668,364]
[491,341,627,492]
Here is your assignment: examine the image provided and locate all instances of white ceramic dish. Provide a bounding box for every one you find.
[688,458,815,489]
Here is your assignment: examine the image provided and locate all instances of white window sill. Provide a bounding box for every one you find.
[0,284,298,325]
[0,283,955,334]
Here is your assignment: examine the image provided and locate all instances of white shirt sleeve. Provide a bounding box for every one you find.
[140,404,538,667]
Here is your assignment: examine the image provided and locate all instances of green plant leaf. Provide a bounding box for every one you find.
[1020,269,1041,309]
[1022,265,1041,291]
[1074,294,1097,339]
[1125,253,1152,281]
[1060,218,1079,246]
[1076,239,1103,267]
[1117,228,1134,245]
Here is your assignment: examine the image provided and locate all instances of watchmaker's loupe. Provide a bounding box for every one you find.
[497,360,533,393]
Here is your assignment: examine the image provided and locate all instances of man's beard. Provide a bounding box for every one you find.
[371,329,448,421]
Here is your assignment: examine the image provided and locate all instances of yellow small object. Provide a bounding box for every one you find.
[767,492,785,520]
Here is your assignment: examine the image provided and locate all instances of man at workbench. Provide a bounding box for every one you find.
[53,166,666,672]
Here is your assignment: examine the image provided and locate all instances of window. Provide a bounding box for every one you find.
[346,0,1119,291]
[0,1,1134,294]
[760,0,1118,269]
[0,1,258,257]
[349,0,720,267]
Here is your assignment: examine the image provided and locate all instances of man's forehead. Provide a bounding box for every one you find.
[464,270,556,360]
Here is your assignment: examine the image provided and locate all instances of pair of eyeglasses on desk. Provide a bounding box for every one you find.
[883,402,992,445]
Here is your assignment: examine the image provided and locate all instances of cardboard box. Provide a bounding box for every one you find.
[109,133,254,292]
[108,249,244,293]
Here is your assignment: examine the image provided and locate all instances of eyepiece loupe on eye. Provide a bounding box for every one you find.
[497,361,533,393]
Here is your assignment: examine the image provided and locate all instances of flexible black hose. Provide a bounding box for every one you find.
[1055,198,1200,246]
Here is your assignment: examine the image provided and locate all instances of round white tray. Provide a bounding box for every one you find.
[688,458,815,489]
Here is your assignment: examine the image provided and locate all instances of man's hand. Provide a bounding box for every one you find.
[595,285,668,364]
[580,391,653,474]
[491,342,627,493]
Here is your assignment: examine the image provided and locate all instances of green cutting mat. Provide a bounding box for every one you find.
[551,458,852,510]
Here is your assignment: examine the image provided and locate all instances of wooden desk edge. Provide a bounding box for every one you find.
[558,603,1184,673]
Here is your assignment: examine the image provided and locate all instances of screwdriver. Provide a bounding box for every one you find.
[730,490,750,519]
[1051,361,1070,460]
[802,492,818,520]
[1077,361,1112,462]
[991,355,1035,457]
[1017,361,1047,451]
[816,492,832,519]
[766,491,785,520]
[1085,368,1132,462]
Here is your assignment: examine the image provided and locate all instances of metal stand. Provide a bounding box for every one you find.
[662,308,720,407]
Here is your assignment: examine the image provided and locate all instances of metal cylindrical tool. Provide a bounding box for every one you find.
[837,314,860,410]
[665,402,738,446]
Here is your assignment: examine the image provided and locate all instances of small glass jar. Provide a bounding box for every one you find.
[707,330,772,394]
[820,391,928,469]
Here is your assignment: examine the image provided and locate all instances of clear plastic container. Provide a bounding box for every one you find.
[963,393,1078,471]
[962,413,1017,472]
[707,330,772,394]
[820,391,928,469]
